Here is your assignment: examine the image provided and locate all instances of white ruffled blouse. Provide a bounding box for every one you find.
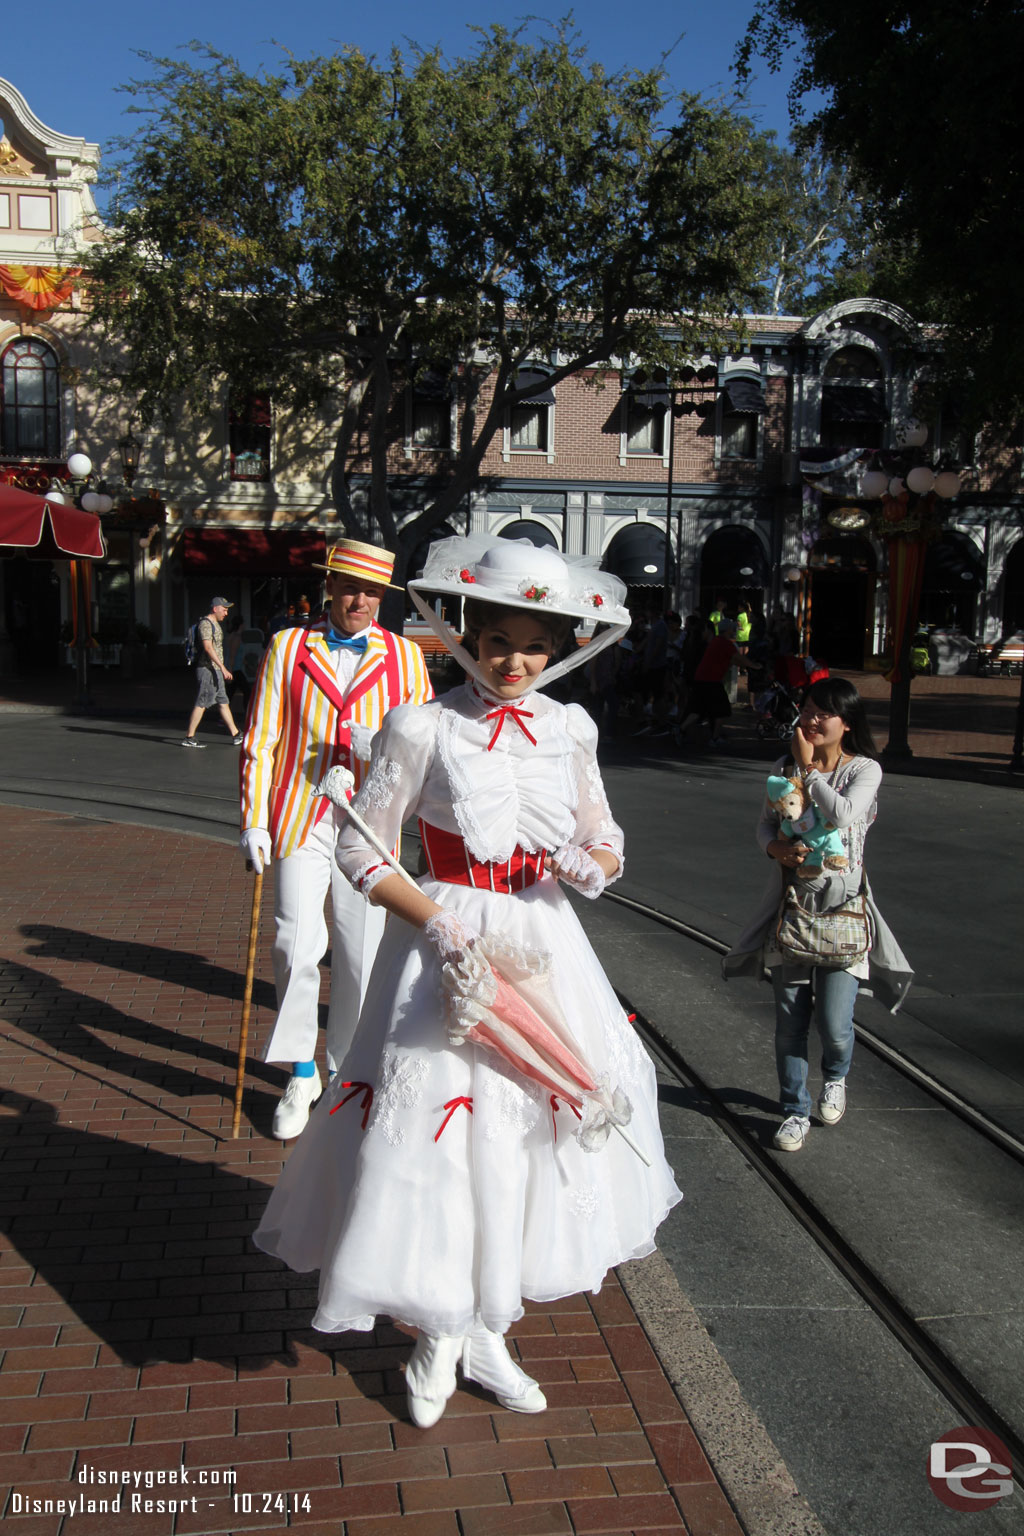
[336,682,624,892]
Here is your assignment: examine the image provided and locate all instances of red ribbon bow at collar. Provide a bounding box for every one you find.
[485,705,537,751]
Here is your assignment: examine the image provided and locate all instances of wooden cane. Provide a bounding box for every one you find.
[231,865,264,1138]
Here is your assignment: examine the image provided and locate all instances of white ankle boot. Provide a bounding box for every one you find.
[461,1322,546,1413]
[405,1332,463,1429]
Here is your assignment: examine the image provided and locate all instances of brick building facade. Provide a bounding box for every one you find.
[2,77,1022,677]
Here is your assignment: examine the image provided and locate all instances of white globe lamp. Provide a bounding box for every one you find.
[906,466,935,495]
[67,451,93,480]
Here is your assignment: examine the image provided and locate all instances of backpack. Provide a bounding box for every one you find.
[183,621,200,666]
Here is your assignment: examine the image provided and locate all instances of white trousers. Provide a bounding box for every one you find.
[262,814,386,1072]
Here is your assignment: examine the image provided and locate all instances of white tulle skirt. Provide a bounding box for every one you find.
[253,877,683,1338]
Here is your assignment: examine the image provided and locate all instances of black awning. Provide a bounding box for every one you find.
[924,534,983,592]
[182,527,326,575]
[722,378,765,415]
[602,521,674,585]
[498,520,559,549]
[514,370,556,406]
[700,524,770,587]
[822,382,886,422]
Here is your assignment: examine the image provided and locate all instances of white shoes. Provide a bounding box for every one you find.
[773,1113,810,1152]
[406,1324,547,1428]
[406,1333,463,1428]
[818,1080,847,1125]
[271,1067,322,1140]
[461,1323,547,1414]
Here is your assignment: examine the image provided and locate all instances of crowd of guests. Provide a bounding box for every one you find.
[583,596,808,747]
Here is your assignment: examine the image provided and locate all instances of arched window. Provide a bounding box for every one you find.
[1,337,61,458]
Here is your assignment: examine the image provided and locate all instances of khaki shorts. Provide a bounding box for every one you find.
[194,666,228,709]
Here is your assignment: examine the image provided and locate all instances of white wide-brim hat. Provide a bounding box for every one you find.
[407,533,630,695]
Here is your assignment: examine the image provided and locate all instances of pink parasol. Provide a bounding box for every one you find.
[317,767,647,1164]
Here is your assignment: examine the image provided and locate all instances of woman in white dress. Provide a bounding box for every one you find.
[254,534,682,1428]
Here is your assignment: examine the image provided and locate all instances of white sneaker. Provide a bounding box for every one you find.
[818,1080,847,1125]
[773,1114,810,1152]
[271,1068,322,1140]
[461,1323,546,1413]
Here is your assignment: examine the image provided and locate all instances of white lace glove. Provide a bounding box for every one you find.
[240,828,272,872]
[551,843,606,900]
[423,911,494,1044]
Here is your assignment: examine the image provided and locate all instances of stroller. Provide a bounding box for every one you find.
[753,679,802,740]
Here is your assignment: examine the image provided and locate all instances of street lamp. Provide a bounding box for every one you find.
[118,427,142,489]
[860,436,961,758]
[625,366,717,610]
[52,448,113,707]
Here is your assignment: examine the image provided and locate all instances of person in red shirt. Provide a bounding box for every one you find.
[676,618,745,745]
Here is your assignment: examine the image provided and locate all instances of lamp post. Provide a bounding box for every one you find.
[627,367,717,611]
[860,423,961,758]
[47,449,113,707]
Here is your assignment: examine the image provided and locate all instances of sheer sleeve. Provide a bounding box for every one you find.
[335,703,437,898]
[565,704,625,881]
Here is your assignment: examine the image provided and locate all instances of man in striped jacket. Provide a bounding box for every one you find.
[240,540,433,1138]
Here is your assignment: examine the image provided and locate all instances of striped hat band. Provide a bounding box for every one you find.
[313,539,402,590]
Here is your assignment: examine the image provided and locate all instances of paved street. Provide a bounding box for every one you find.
[1,668,1022,1534]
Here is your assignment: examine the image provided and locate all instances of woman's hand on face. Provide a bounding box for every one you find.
[791,723,814,770]
[768,837,808,870]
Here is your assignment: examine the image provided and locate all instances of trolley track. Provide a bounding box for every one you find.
[597,882,1024,1493]
[604,886,1024,1166]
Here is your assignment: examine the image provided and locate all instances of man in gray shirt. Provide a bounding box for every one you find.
[182,596,244,748]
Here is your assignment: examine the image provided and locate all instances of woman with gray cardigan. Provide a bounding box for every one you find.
[723,677,912,1152]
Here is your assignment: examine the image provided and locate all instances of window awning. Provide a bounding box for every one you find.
[514,370,556,406]
[924,534,983,592]
[182,527,326,575]
[822,382,886,422]
[0,482,105,559]
[700,525,770,587]
[602,522,674,586]
[498,519,559,549]
[721,378,765,416]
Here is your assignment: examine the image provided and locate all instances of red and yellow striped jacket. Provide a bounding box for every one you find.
[239,620,433,859]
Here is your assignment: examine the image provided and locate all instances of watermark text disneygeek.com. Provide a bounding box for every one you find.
[9,1464,238,1518]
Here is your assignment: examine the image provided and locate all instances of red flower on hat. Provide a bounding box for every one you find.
[591,594,603,608]
[523,585,548,602]
[459,568,476,583]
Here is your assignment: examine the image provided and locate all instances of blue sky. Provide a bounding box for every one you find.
[2,1,798,164]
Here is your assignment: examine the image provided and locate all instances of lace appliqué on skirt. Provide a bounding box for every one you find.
[568,1185,601,1220]
[478,1059,545,1143]
[368,1052,430,1146]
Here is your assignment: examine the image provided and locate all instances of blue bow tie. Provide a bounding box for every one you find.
[325,628,369,654]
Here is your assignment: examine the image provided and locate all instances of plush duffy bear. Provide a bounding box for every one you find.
[766,772,849,878]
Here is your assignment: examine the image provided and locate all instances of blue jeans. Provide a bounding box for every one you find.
[772,965,858,1117]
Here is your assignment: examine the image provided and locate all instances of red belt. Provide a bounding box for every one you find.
[419,820,547,893]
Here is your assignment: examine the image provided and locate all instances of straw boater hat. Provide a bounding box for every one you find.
[313,538,404,591]
[407,532,630,695]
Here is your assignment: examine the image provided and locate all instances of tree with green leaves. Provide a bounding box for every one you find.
[752,141,865,315]
[89,24,789,592]
[737,0,1024,424]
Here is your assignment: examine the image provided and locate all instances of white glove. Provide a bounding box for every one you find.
[240,828,272,872]
[551,843,606,900]
[423,909,482,966]
[423,911,493,1044]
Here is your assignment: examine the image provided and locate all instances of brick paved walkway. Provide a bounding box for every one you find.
[0,806,746,1536]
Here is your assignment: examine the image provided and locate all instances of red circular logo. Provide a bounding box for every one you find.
[927,1427,1013,1511]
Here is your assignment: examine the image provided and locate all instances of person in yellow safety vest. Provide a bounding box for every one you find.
[735,603,753,647]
